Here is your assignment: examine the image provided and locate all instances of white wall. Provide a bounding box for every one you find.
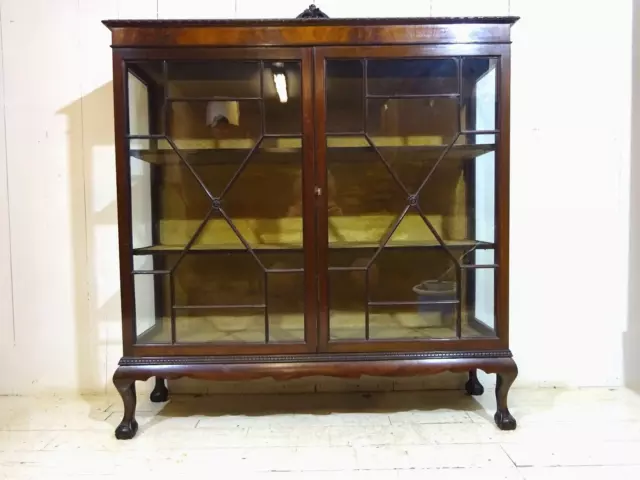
[0,0,636,394]
[626,0,640,392]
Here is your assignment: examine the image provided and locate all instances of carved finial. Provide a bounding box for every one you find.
[297,4,329,18]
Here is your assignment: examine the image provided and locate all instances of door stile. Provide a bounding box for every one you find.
[313,50,330,352]
[301,47,319,351]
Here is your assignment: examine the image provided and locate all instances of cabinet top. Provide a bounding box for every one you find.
[102,16,518,29]
[103,16,518,47]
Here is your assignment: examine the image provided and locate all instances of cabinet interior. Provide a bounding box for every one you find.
[127,56,498,345]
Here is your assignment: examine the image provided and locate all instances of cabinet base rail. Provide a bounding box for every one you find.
[113,353,517,439]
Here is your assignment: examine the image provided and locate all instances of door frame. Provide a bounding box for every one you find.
[113,46,319,356]
[313,44,511,353]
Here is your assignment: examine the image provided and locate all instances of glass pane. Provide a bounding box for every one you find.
[367,227,458,340]
[169,100,262,145]
[129,145,154,250]
[173,253,265,343]
[167,60,260,99]
[367,58,458,96]
[369,303,455,340]
[329,263,367,340]
[267,269,305,343]
[462,58,498,132]
[472,144,496,244]
[128,72,149,136]
[170,253,305,344]
[133,260,171,344]
[127,63,163,136]
[128,139,207,252]
[462,250,497,337]
[221,137,303,250]
[325,140,476,249]
[324,55,499,344]
[326,143,396,249]
[264,61,302,134]
[262,253,305,343]
[367,98,458,146]
[126,56,306,347]
[326,60,364,133]
[131,137,303,253]
[175,307,265,343]
[428,135,496,245]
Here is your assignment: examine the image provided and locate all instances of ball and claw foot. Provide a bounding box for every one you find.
[494,408,517,430]
[115,418,139,440]
[465,376,484,396]
[113,374,139,440]
[150,378,169,403]
[465,370,484,396]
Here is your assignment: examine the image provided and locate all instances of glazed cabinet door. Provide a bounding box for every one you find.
[118,48,317,355]
[314,45,509,353]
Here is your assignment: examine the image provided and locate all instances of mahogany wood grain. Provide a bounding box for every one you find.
[112,50,135,356]
[105,22,514,48]
[114,355,517,382]
[496,46,511,342]
[301,47,319,351]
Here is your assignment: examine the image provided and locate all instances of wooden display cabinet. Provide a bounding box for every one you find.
[104,6,519,439]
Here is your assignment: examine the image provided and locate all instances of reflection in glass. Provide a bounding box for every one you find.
[264,62,302,134]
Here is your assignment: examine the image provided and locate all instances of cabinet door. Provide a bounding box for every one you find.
[119,48,317,355]
[314,45,509,352]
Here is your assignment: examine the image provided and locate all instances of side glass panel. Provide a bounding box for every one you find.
[126,59,306,346]
[464,57,498,335]
[324,56,499,342]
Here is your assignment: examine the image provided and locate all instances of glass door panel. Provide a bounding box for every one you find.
[321,52,501,348]
[126,53,312,350]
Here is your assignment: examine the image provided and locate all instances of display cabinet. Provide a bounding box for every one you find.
[104,6,519,439]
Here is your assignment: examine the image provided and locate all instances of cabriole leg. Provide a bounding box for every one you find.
[114,374,138,440]
[150,377,169,403]
[494,362,518,431]
[465,369,484,396]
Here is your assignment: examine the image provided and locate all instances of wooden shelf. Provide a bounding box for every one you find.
[129,139,495,166]
[133,239,493,255]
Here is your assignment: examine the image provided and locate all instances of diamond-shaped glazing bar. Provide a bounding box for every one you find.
[365,205,411,269]
[414,131,461,198]
[219,136,265,200]
[169,205,216,274]
[164,136,216,202]
[363,133,411,198]
[413,203,460,267]
[218,208,267,272]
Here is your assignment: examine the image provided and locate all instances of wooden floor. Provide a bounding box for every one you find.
[2,386,640,478]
